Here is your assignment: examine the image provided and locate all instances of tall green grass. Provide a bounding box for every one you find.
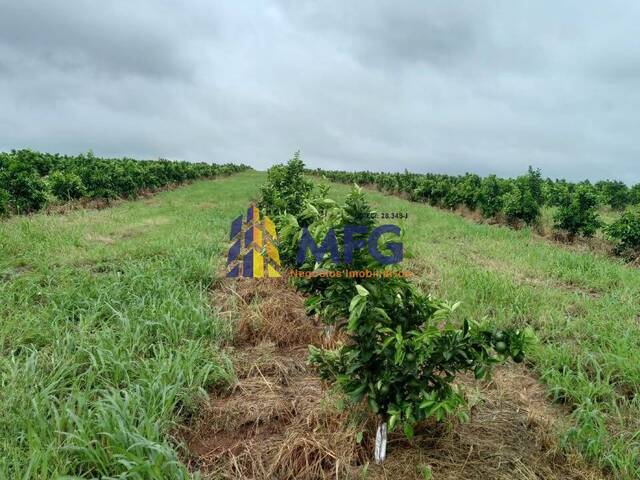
[0,172,262,478]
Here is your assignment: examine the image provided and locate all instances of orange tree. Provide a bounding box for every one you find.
[261,155,532,462]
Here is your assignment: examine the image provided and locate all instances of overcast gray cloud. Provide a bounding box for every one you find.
[1,0,639,183]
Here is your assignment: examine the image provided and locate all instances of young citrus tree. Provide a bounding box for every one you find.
[605,207,640,258]
[553,185,602,240]
[48,171,87,201]
[308,280,528,459]
[258,151,313,219]
[259,155,531,463]
[596,180,629,211]
[300,189,530,462]
[478,174,505,218]
[501,184,540,226]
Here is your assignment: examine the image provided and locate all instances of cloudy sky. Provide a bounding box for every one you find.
[1,1,639,183]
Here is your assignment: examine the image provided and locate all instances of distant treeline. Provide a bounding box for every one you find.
[310,167,640,258]
[0,149,252,216]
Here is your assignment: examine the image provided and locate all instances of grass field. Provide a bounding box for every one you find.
[0,172,264,478]
[1,171,639,478]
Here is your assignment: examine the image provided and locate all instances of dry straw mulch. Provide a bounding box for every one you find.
[176,275,605,480]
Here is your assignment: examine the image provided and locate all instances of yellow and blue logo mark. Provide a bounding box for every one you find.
[227,204,281,278]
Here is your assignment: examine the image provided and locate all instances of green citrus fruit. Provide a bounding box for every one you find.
[493,331,506,342]
[494,341,508,353]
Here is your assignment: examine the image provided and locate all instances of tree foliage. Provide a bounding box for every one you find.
[258,151,313,219]
[605,208,640,257]
[310,165,640,256]
[0,149,251,216]
[595,180,629,211]
[48,171,86,200]
[259,153,531,449]
[478,175,505,218]
[553,185,601,239]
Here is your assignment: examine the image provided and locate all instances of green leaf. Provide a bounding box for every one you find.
[421,465,433,480]
[348,383,367,402]
[419,399,435,411]
[348,297,359,314]
[403,422,414,440]
[348,300,366,331]
[355,284,369,296]
[374,307,391,321]
[349,294,363,313]
[389,414,399,431]
[394,346,404,365]
[368,396,379,413]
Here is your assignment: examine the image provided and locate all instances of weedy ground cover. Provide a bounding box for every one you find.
[0,172,260,478]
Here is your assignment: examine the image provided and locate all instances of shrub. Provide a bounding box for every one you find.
[300,187,529,447]
[543,179,571,207]
[457,173,481,210]
[3,169,49,213]
[309,285,529,441]
[302,188,531,459]
[48,171,87,200]
[258,151,313,218]
[294,186,379,325]
[0,188,9,216]
[441,180,463,209]
[553,185,602,240]
[501,184,540,226]
[478,175,504,218]
[412,178,435,204]
[79,160,120,200]
[596,180,629,211]
[261,154,531,462]
[605,208,640,257]
[0,149,251,217]
[523,166,544,205]
[428,178,451,207]
[629,184,640,205]
[8,149,55,176]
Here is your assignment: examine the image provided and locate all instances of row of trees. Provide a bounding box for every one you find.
[0,149,251,216]
[259,153,531,463]
[311,167,640,258]
[314,168,640,212]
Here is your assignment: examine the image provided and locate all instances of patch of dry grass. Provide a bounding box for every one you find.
[178,275,604,479]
